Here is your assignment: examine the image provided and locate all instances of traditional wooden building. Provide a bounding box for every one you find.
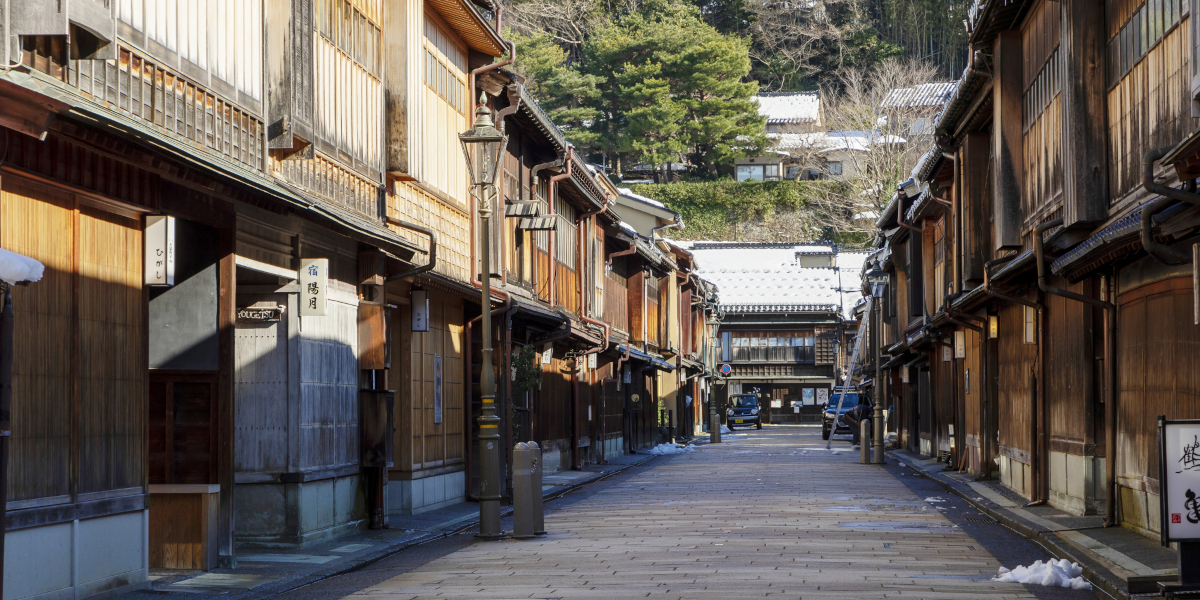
[868,0,1200,550]
[686,243,864,424]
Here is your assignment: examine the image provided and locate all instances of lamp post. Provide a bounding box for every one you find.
[460,94,509,539]
[862,261,889,465]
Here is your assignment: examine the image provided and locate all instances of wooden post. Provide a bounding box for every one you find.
[217,219,237,564]
[1060,0,1109,228]
[992,30,1024,250]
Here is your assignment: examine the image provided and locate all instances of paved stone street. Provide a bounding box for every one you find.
[287,427,1099,599]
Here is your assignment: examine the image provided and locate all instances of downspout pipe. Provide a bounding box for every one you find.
[578,188,613,351]
[468,5,512,120]
[385,217,438,281]
[651,219,683,244]
[1141,149,1200,264]
[607,239,637,269]
[548,152,573,307]
[897,192,923,233]
[1033,217,1119,524]
[983,254,1040,310]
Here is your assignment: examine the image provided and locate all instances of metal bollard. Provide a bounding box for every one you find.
[529,441,546,535]
[512,443,535,538]
[860,420,870,464]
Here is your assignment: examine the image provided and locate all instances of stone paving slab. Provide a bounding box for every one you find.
[350,427,1090,600]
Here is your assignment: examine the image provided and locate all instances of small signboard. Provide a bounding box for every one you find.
[237,306,284,322]
[300,258,329,316]
[411,289,430,332]
[720,363,732,376]
[815,388,827,405]
[433,355,443,424]
[955,330,966,358]
[588,353,597,369]
[804,388,817,406]
[144,215,175,286]
[1159,417,1200,543]
[542,347,553,365]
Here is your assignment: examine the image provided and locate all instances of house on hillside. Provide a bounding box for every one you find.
[879,82,956,136]
[735,91,822,182]
[686,243,865,424]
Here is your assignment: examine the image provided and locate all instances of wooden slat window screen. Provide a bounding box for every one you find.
[1106,7,1195,201]
[604,275,628,332]
[3,177,146,504]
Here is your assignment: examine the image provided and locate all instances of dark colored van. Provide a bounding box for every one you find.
[727,394,762,430]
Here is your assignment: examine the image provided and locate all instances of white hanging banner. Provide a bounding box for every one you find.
[144,215,175,286]
[542,347,553,365]
[300,258,329,316]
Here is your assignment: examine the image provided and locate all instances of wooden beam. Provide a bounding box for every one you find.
[992,30,1023,250]
[217,216,237,561]
[1060,0,1109,227]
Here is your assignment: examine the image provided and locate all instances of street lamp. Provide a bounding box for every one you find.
[862,260,888,465]
[460,94,509,539]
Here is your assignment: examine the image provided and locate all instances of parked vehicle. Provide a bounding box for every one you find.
[822,389,862,440]
[727,394,762,430]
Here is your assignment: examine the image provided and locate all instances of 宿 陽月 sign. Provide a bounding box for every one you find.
[300,258,329,317]
[1158,417,1200,542]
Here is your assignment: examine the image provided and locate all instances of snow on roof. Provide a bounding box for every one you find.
[880,82,957,110]
[687,243,866,317]
[754,91,821,124]
[617,187,668,210]
[0,248,44,285]
[618,221,639,236]
[773,130,906,154]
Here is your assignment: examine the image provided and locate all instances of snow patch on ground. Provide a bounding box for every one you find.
[644,443,696,456]
[720,425,738,435]
[992,559,1092,590]
[924,497,947,503]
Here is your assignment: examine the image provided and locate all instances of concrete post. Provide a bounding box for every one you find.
[529,441,546,535]
[512,443,535,538]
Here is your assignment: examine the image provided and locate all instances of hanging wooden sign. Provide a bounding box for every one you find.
[237,306,284,322]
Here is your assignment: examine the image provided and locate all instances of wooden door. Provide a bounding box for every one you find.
[150,373,218,484]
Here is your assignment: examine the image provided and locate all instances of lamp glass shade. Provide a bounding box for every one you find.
[863,263,889,284]
[459,96,507,187]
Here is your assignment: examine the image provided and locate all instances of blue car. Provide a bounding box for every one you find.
[726,394,762,429]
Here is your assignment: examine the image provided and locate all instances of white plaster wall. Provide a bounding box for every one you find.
[4,510,148,600]
[388,471,466,515]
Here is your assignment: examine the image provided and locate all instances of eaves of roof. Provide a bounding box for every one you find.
[1051,200,1196,280]
[426,0,507,56]
[934,68,991,139]
[968,0,1036,48]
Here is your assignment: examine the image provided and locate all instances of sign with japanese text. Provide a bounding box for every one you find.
[300,258,328,316]
[434,355,443,424]
[955,330,966,358]
[542,347,553,365]
[144,215,175,286]
[1159,418,1200,542]
[815,388,828,405]
[411,290,429,332]
[588,353,597,369]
